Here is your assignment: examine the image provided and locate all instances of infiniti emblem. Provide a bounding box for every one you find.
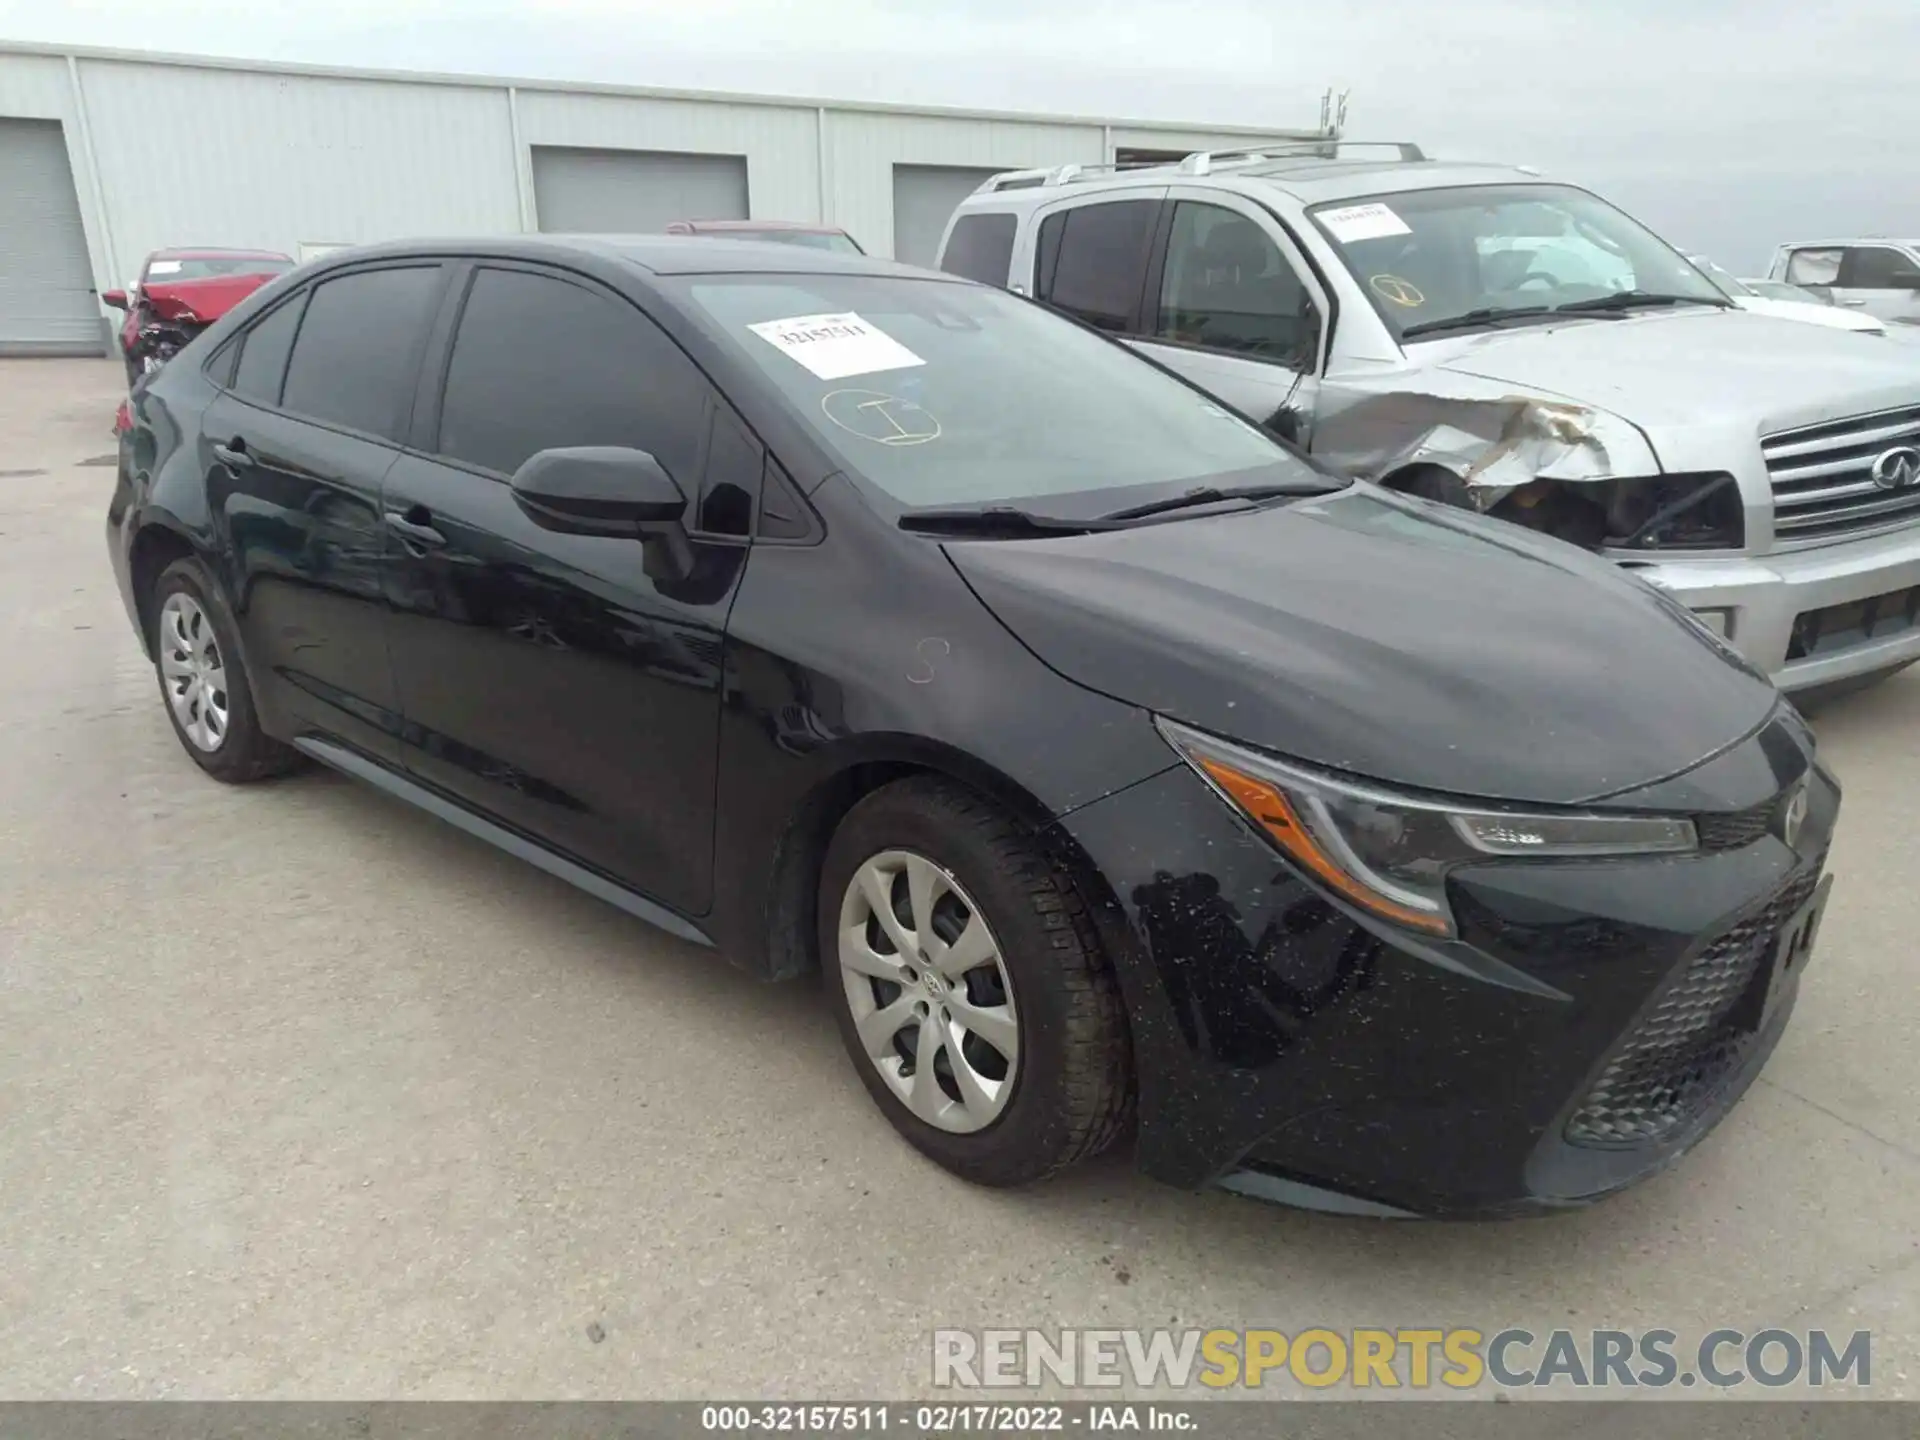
[1869,444,1920,490]
[1780,784,1810,849]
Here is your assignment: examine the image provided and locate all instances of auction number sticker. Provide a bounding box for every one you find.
[749,311,927,380]
[1317,202,1412,244]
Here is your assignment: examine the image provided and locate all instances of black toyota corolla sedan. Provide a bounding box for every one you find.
[107,236,1838,1217]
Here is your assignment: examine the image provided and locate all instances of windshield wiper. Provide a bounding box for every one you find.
[1400,305,1559,339]
[1552,290,1730,315]
[1091,482,1327,523]
[896,505,1110,538]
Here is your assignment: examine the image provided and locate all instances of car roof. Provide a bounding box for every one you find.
[320,233,949,280]
[675,220,849,235]
[149,247,292,262]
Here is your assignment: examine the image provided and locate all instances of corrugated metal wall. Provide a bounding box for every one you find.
[0,44,1323,323]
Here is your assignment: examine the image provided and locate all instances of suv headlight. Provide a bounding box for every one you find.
[1157,718,1698,936]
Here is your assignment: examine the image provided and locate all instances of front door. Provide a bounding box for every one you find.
[207,264,448,763]
[1833,245,1920,326]
[381,262,757,916]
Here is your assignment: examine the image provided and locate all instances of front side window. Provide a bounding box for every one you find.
[1785,247,1844,286]
[279,267,443,441]
[436,266,711,485]
[1154,202,1318,366]
[1034,199,1158,332]
[1308,184,1724,341]
[1843,246,1919,289]
[939,214,1018,286]
[678,272,1329,516]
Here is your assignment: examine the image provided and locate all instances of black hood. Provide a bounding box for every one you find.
[946,486,1779,806]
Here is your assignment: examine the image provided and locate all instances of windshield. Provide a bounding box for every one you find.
[1687,256,1755,297]
[678,273,1326,514]
[1747,280,1828,305]
[1307,183,1725,341]
[143,255,293,284]
[714,229,863,256]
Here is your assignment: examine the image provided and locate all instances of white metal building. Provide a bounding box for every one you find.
[0,41,1336,355]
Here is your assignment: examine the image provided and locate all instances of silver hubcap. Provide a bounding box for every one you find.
[838,851,1019,1134]
[158,592,229,752]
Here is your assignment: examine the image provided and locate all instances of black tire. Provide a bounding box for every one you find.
[818,776,1132,1186]
[149,556,301,783]
[1791,658,1917,713]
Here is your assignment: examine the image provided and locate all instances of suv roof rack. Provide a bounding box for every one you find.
[973,138,1426,194]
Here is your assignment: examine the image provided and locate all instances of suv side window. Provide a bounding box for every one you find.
[1784,247,1844,286]
[230,292,308,407]
[280,266,443,441]
[435,266,712,494]
[939,213,1018,286]
[1033,199,1159,332]
[1842,245,1917,289]
[1154,202,1319,366]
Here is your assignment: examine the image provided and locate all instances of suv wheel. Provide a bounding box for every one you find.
[819,777,1132,1185]
[150,557,299,783]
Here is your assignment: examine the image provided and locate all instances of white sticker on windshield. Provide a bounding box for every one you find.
[1317,203,1412,244]
[747,311,925,381]
[147,260,184,275]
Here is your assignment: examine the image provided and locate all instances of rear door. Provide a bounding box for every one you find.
[380,261,756,915]
[205,261,448,764]
[1832,245,1920,325]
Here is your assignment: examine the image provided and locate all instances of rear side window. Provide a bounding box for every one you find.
[230,294,307,407]
[1785,248,1843,286]
[280,266,443,441]
[939,213,1018,285]
[1033,200,1158,332]
[435,266,711,484]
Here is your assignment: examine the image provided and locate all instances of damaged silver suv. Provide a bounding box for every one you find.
[938,144,1920,697]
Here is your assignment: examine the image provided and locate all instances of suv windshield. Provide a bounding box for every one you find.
[678,273,1331,514]
[144,255,293,283]
[1307,184,1726,341]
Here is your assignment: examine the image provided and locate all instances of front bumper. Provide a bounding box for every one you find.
[1623,521,1920,690]
[1057,718,1838,1219]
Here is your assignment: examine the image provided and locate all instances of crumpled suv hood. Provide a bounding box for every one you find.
[947,486,1779,807]
[1433,308,1920,434]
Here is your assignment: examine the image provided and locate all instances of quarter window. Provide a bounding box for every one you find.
[1033,199,1158,332]
[279,267,443,441]
[939,213,1018,286]
[436,266,711,486]
[229,293,308,407]
[1154,202,1318,366]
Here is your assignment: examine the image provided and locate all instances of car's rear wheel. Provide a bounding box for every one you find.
[150,557,300,783]
[819,777,1131,1185]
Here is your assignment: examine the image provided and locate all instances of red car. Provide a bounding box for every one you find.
[103,247,296,385]
[663,220,864,255]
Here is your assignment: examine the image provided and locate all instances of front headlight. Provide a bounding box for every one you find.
[1157,718,1698,936]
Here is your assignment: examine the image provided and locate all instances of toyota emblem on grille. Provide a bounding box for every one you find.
[1870,444,1920,490]
[1780,784,1810,849]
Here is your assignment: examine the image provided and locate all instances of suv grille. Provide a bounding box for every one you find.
[1694,798,1779,852]
[1762,404,1920,544]
[1565,868,1821,1149]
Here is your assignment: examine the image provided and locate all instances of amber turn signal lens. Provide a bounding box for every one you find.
[1196,756,1452,934]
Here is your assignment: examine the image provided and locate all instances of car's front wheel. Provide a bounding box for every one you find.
[150,556,300,783]
[819,777,1132,1186]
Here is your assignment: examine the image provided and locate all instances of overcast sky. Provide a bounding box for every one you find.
[4,0,1917,271]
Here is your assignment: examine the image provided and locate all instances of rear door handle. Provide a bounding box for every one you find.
[212,437,254,469]
[385,509,447,550]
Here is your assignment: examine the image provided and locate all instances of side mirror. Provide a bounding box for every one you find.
[102,289,129,311]
[509,446,693,580]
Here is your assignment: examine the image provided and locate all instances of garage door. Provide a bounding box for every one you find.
[531,147,750,234]
[891,166,1006,268]
[0,118,101,356]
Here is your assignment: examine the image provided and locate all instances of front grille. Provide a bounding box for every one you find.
[1565,868,1821,1149]
[1694,798,1780,852]
[1762,403,1920,544]
[1786,584,1920,661]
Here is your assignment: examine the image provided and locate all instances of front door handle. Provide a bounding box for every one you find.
[1840,298,1868,307]
[385,509,447,551]
[212,437,254,469]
